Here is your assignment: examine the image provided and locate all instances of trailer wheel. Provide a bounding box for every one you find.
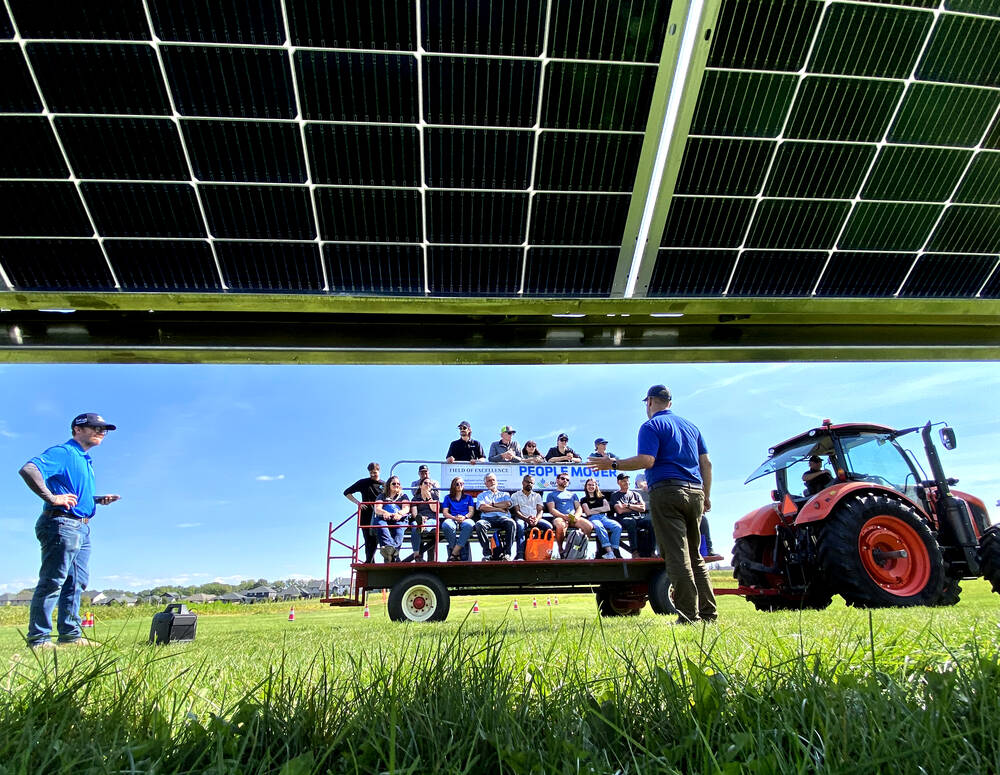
[387,574,450,622]
[595,584,644,617]
[978,525,1000,595]
[817,494,943,607]
[647,570,677,616]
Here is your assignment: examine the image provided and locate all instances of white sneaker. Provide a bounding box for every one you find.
[380,546,396,562]
[29,640,55,651]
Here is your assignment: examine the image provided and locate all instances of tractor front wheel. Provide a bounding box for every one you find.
[978,525,1000,595]
[817,494,943,607]
[387,573,451,622]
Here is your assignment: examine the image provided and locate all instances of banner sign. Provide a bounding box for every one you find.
[437,462,621,492]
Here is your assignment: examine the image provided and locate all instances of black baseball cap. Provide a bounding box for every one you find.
[72,412,116,430]
[558,433,569,441]
[418,464,429,472]
[643,385,672,402]
[617,472,630,480]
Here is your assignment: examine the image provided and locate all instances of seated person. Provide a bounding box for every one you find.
[446,421,486,463]
[580,477,620,560]
[488,425,523,463]
[410,477,441,561]
[700,515,724,563]
[545,473,593,556]
[441,477,475,561]
[546,433,581,463]
[373,476,420,563]
[520,440,545,463]
[510,473,554,560]
[802,455,834,495]
[410,464,439,499]
[607,473,654,557]
[474,473,516,561]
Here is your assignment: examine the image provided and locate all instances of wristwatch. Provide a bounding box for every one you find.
[612,461,618,470]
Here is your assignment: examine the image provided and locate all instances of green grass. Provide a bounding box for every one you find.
[2,579,1000,774]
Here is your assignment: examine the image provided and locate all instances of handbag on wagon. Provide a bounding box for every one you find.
[524,527,555,561]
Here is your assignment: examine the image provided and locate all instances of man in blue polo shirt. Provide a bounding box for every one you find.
[590,385,716,624]
[19,413,121,649]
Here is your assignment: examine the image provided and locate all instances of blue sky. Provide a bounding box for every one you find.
[2,362,999,593]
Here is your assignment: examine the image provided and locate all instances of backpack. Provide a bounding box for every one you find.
[562,529,589,560]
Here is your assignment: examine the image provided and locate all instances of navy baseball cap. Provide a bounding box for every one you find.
[594,437,608,445]
[458,421,471,429]
[558,433,569,441]
[72,412,116,430]
[643,385,672,402]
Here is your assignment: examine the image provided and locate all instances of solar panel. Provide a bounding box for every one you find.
[0,0,998,306]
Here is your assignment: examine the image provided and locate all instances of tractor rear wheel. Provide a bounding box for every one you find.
[978,525,1000,595]
[931,575,962,606]
[733,536,832,611]
[817,494,943,607]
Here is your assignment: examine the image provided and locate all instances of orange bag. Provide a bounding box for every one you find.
[524,527,555,562]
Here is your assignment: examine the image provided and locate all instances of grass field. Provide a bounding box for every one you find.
[2,575,1000,774]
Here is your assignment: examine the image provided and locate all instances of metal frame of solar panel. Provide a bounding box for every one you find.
[1,0,999,364]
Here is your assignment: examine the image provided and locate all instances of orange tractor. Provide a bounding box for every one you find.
[732,420,998,610]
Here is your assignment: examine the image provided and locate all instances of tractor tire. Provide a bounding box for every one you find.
[978,525,1000,595]
[931,575,962,607]
[387,573,450,622]
[733,536,832,611]
[817,493,944,608]
[595,584,644,617]
[647,570,678,616]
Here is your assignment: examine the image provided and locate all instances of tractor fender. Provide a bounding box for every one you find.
[952,489,988,515]
[733,503,781,539]
[794,482,927,525]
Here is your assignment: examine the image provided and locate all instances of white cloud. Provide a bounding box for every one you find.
[255,474,285,482]
[774,400,827,424]
[688,364,793,399]
[0,579,35,594]
[175,522,201,529]
[0,426,16,439]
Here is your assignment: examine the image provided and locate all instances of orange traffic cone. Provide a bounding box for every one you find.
[288,607,295,621]
[363,604,370,618]
[513,599,519,610]
[554,596,559,606]
[532,597,538,608]
[546,597,551,606]
[82,611,92,627]
[472,600,480,614]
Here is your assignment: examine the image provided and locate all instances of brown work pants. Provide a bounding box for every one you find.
[649,486,717,623]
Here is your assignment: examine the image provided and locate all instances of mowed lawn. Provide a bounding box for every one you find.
[2,576,1000,774]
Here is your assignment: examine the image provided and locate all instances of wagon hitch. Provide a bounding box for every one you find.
[871,549,908,563]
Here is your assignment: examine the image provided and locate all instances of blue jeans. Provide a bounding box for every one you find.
[589,514,622,550]
[441,518,475,558]
[373,518,421,553]
[514,518,554,558]
[28,514,91,644]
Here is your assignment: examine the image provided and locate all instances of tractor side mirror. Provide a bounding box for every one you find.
[771,489,780,502]
[939,427,957,450]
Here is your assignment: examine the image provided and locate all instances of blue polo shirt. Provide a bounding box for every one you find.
[30,439,97,518]
[637,410,707,487]
[545,489,579,515]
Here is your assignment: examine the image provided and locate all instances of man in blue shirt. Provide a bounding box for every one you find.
[19,413,121,649]
[590,386,716,624]
[474,473,516,560]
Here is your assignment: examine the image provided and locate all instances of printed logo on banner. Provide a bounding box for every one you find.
[439,462,619,491]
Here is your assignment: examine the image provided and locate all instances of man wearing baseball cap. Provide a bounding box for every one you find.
[19,413,121,649]
[590,437,617,460]
[445,421,486,463]
[410,463,440,499]
[488,425,522,463]
[590,385,716,624]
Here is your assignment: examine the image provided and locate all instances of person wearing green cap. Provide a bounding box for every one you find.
[489,425,522,462]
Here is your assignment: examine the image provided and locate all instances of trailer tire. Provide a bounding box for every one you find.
[595,584,644,617]
[817,493,943,608]
[387,573,450,622]
[978,525,1000,595]
[647,570,677,616]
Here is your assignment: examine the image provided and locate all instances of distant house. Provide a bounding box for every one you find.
[185,593,217,604]
[2,591,34,607]
[219,592,246,604]
[243,585,277,602]
[162,592,180,601]
[90,592,108,605]
[301,584,325,599]
[278,586,304,600]
[103,595,137,606]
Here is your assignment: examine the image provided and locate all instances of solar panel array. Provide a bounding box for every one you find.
[1,0,999,301]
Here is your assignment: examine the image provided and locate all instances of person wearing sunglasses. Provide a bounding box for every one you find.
[20,413,121,650]
[545,473,592,554]
[374,477,420,563]
[520,440,545,463]
[445,421,486,463]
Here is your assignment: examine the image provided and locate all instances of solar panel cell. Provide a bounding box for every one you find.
[862,146,972,201]
[676,138,774,196]
[422,0,545,56]
[216,240,324,292]
[55,117,190,181]
[900,253,998,297]
[647,249,737,296]
[890,83,1000,147]
[523,247,617,295]
[981,262,1000,298]
[317,188,421,242]
[287,0,415,50]
[953,151,1000,204]
[745,200,850,250]
[427,246,523,295]
[162,45,295,118]
[785,76,903,142]
[927,205,1000,253]
[27,43,171,115]
[918,13,1000,87]
[427,191,528,243]
[0,5,13,39]
[0,238,113,290]
[324,244,424,294]
[765,142,876,199]
[425,128,533,189]
[306,124,420,186]
[0,44,40,111]
[529,193,630,245]
[542,62,656,131]
[945,0,1000,16]
[0,116,67,178]
[839,202,942,251]
[661,197,755,248]
[149,0,286,45]
[691,71,797,137]
[729,251,827,296]
[182,120,307,183]
[296,51,418,122]
[548,0,670,62]
[105,239,220,291]
[83,182,206,238]
[0,182,91,237]
[815,252,915,297]
[708,0,823,71]
[536,132,643,192]
[425,56,539,127]
[9,0,150,40]
[202,184,315,239]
